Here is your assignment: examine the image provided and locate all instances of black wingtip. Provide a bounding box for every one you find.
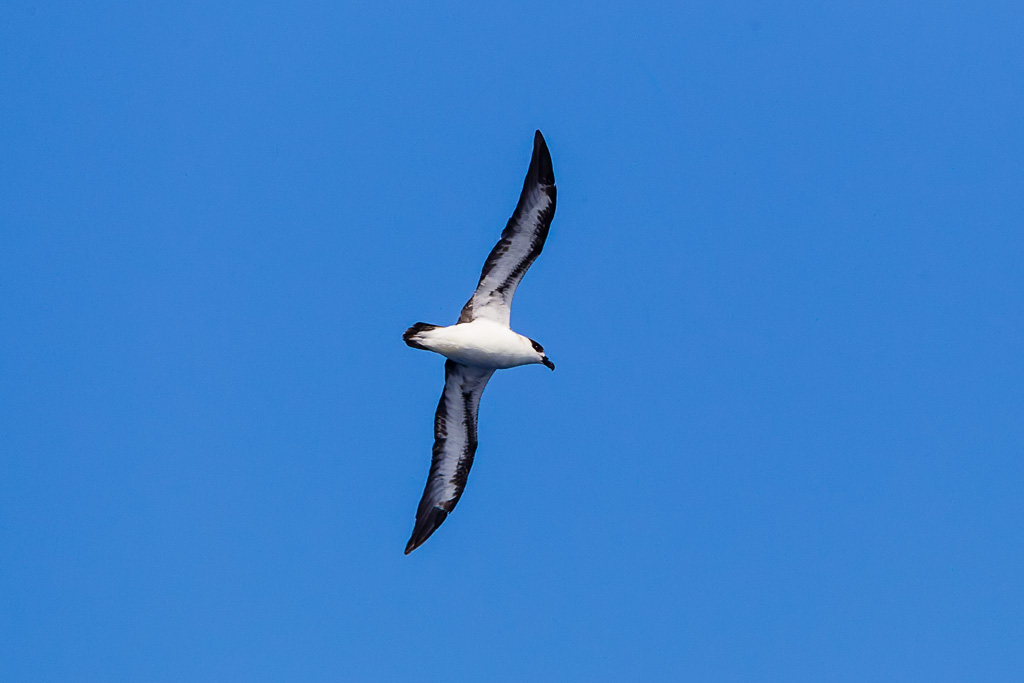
[531,130,554,186]
[404,507,449,554]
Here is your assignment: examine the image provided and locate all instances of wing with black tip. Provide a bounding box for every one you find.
[405,360,495,554]
[458,130,556,327]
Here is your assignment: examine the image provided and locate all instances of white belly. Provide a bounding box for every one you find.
[419,320,536,369]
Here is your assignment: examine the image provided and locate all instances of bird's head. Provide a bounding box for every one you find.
[529,339,555,371]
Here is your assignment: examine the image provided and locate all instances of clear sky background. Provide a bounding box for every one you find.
[3,2,1023,681]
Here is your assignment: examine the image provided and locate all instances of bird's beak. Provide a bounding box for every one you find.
[542,356,555,371]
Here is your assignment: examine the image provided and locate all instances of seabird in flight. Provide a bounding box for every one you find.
[402,130,557,554]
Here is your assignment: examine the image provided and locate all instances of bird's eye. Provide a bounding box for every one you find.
[530,340,544,353]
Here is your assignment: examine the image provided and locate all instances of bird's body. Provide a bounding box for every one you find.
[404,319,548,370]
[402,130,557,554]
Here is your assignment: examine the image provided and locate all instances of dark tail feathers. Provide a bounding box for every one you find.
[403,322,438,350]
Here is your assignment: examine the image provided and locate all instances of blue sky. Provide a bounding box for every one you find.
[2,1,1023,680]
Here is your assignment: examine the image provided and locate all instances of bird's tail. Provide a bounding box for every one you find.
[403,322,439,351]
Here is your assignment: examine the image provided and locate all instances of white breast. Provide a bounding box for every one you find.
[419,320,536,369]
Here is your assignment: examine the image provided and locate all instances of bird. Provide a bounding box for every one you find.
[402,130,557,554]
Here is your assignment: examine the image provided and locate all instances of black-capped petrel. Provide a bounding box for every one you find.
[402,130,557,554]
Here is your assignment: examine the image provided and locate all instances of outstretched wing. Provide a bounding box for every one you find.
[405,360,495,554]
[458,130,556,327]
